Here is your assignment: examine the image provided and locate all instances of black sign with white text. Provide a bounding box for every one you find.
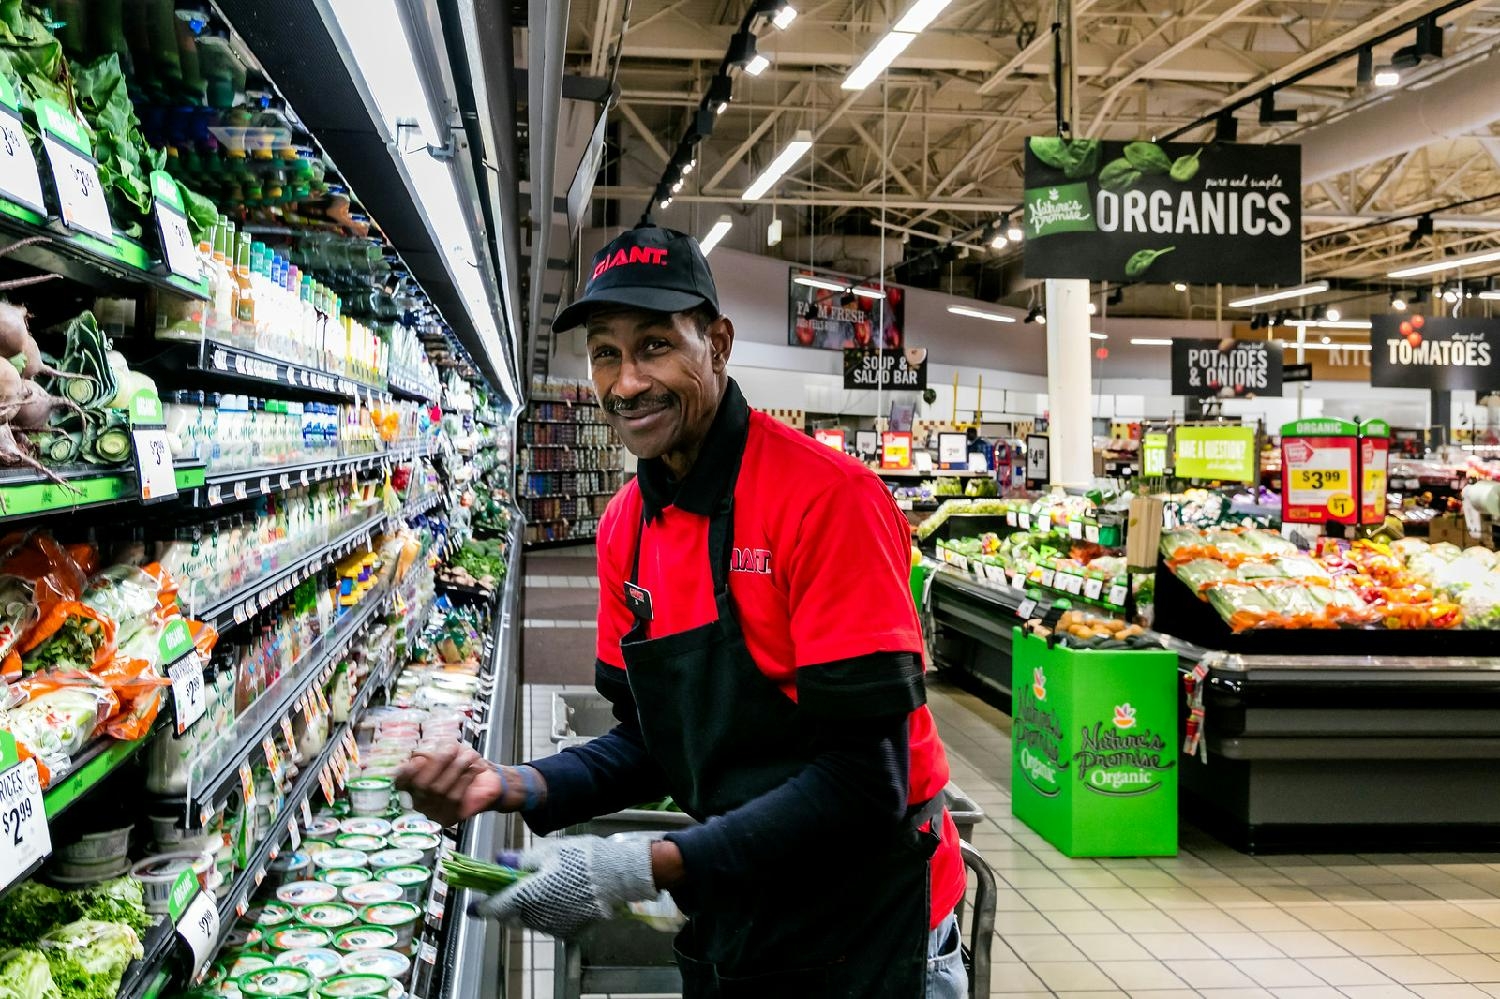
[1371,315,1500,390]
[1284,363,1312,383]
[1171,339,1282,397]
[843,348,929,390]
[1022,138,1302,284]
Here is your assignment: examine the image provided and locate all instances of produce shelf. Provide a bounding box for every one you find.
[0,199,209,301]
[160,573,396,822]
[389,490,443,526]
[43,733,154,821]
[184,509,386,631]
[0,462,206,523]
[187,440,434,509]
[154,339,388,402]
[114,917,177,999]
[389,376,438,403]
[877,468,994,479]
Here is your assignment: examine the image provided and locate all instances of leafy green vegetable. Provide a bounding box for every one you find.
[0,947,58,999]
[1170,149,1203,182]
[74,878,152,937]
[39,920,142,999]
[0,883,69,950]
[180,185,219,244]
[1123,141,1171,175]
[72,54,165,239]
[1098,158,1140,192]
[440,852,526,891]
[1125,246,1176,278]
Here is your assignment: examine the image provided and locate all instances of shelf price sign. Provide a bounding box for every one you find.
[168,869,219,979]
[150,171,201,280]
[1361,419,1391,525]
[880,431,912,470]
[1281,418,1359,525]
[0,745,50,893]
[129,393,178,502]
[35,99,113,242]
[0,75,45,215]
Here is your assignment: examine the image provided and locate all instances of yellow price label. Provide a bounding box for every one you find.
[1291,468,1348,491]
[1364,469,1387,490]
[1327,493,1355,517]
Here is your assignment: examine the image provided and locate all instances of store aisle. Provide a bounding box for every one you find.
[522,545,598,686]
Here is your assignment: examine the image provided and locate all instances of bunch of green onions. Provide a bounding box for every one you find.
[440,851,527,890]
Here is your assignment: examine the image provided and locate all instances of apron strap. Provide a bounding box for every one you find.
[905,794,945,834]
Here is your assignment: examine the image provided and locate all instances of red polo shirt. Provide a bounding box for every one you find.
[597,403,965,928]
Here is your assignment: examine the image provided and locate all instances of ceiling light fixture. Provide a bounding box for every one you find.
[1391,294,1406,310]
[767,217,783,247]
[1285,319,1374,330]
[742,129,813,200]
[1325,307,1342,322]
[1087,302,1098,315]
[1479,290,1500,301]
[745,53,771,76]
[793,274,849,293]
[699,215,733,255]
[990,233,1008,249]
[772,4,797,29]
[1390,248,1500,278]
[1006,220,1024,242]
[1374,68,1401,87]
[893,0,954,33]
[841,31,916,91]
[852,286,887,300]
[1130,338,1174,346]
[1090,332,1108,341]
[1277,342,1374,352]
[1023,306,1042,324]
[948,305,1016,323]
[1444,287,1461,303]
[1174,282,1188,292]
[1227,282,1331,308]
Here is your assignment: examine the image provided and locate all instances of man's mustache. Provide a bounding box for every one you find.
[605,394,674,414]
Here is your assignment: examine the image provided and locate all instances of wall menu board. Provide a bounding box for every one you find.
[1022,138,1302,285]
[1170,339,1282,397]
[1174,425,1257,482]
[843,348,928,390]
[1370,314,1500,390]
[789,268,905,350]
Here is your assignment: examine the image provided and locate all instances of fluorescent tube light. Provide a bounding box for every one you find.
[1130,338,1174,346]
[1374,69,1401,87]
[1227,282,1330,308]
[1389,249,1500,278]
[1286,319,1373,330]
[699,215,733,255]
[1479,291,1500,301]
[841,32,915,91]
[947,305,1016,323]
[794,275,851,293]
[772,4,797,29]
[893,0,953,32]
[852,286,887,300]
[1090,333,1108,340]
[743,130,813,200]
[1277,342,1373,352]
[1325,307,1342,321]
[746,54,771,76]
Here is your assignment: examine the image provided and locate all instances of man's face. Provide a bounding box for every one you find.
[585,308,734,460]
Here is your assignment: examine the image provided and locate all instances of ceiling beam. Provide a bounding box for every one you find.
[591,186,1021,210]
[616,101,671,165]
[848,118,921,197]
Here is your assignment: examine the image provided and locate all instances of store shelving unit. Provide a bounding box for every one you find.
[519,393,625,547]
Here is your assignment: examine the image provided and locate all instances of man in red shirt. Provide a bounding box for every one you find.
[398,226,967,998]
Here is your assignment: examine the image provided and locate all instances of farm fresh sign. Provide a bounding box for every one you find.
[1022,138,1302,285]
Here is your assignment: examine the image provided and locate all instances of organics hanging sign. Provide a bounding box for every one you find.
[1022,138,1302,285]
[843,348,928,390]
[1171,339,1282,397]
[788,268,905,350]
[1370,314,1500,390]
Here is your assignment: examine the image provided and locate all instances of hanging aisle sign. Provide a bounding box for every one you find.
[1281,418,1358,524]
[1171,339,1282,397]
[1022,138,1302,285]
[789,268,905,350]
[842,348,928,390]
[1370,314,1500,390]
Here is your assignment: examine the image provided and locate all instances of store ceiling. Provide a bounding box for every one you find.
[570,0,1500,318]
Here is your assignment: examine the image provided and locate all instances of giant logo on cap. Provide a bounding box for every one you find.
[591,245,669,282]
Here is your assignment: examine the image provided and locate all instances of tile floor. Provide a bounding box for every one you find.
[510,557,1500,998]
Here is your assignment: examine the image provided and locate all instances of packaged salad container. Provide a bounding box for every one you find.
[346,777,394,816]
[334,833,387,854]
[341,881,405,908]
[317,868,372,889]
[224,926,263,951]
[215,951,276,980]
[267,926,333,953]
[385,832,438,866]
[340,949,410,984]
[277,947,345,981]
[296,902,361,932]
[234,966,316,998]
[314,974,394,997]
[251,902,297,930]
[366,849,422,871]
[277,881,339,907]
[331,925,400,953]
[373,866,429,904]
[338,818,393,838]
[313,850,370,873]
[360,901,422,949]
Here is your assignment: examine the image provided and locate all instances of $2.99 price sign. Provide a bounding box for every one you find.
[176,888,220,978]
[0,758,50,891]
[169,652,207,735]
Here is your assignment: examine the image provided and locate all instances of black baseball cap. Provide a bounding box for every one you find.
[551,225,720,332]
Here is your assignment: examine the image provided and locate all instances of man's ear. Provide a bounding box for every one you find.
[709,316,735,373]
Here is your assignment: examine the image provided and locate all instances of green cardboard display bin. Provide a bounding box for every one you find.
[1011,629,1180,857]
[910,560,930,610]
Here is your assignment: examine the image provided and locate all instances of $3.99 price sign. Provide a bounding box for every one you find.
[1282,435,1358,525]
[0,758,50,891]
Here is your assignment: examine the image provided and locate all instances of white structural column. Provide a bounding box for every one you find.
[1045,278,1094,487]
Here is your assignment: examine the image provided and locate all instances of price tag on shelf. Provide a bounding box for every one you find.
[1005,511,1017,527]
[300,798,313,827]
[262,736,282,782]
[1016,598,1039,621]
[1010,572,1026,591]
[1085,524,1101,544]
[168,652,206,735]
[1061,572,1085,595]
[1068,520,1083,540]
[207,484,222,506]
[37,99,113,241]
[315,687,331,717]
[280,473,291,491]
[287,818,301,851]
[239,762,256,810]
[300,470,309,486]
[268,843,279,862]
[232,603,247,626]
[319,769,335,805]
[131,428,178,502]
[1083,577,1104,600]
[259,477,271,495]
[1040,568,1055,588]
[418,942,437,966]
[1018,513,1031,530]
[342,731,359,767]
[150,172,200,280]
[280,717,297,757]
[0,758,49,892]
[233,481,248,501]
[427,897,444,923]
[173,884,219,979]
[0,78,44,215]
[1108,584,1129,607]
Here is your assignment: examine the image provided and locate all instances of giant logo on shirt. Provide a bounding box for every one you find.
[730,547,772,575]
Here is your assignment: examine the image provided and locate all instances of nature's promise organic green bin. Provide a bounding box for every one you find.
[1011,629,1179,857]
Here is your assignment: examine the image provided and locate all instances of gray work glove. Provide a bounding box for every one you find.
[471,835,658,938]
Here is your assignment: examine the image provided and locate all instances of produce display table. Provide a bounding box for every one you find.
[1011,631,1179,857]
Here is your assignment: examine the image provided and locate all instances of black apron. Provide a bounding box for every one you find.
[619,469,939,999]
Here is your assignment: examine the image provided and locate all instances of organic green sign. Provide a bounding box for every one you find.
[1360,418,1390,438]
[1174,425,1256,482]
[1142,432,1168,477]
[1281,417,1357,437]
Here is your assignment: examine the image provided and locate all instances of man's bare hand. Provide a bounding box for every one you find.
[395,744,519,827]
